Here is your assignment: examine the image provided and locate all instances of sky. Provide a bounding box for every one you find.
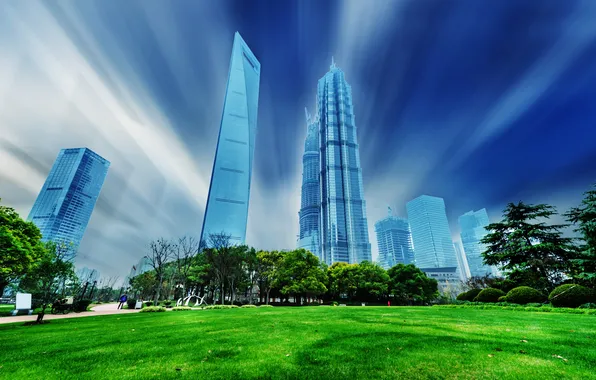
[1,0,596,280]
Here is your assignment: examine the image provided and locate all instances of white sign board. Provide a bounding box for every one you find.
[16,293,32,310]
[135,301,142,309]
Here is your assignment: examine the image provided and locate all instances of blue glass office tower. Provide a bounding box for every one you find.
[297,108,321,259]
[28,148,110,259]
[459,209,496,277]
[200,32,261,246]
[374,207,415,269]
[406,195,458,269]
[318,59,371,265]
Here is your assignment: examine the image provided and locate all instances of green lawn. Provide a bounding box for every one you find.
[0,305,15,317]
[0,307,595,379]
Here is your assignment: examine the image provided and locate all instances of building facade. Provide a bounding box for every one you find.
[406,195,458,270]
[297,108,321,259]
[317,59,371,265]
[374,207,415,269]
[200,32,261,246]
[453,241,471,281]
[459,209,496,277]
[28,148,110,260]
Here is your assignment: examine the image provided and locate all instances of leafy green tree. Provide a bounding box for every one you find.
[204,232,245,304]
[129,271,157,300]
[256,250,282,304]
[19,241,75,323]
[354,261,389,302]
[387,264,438,305]
[481,202,576,293]
[327,262,358,301]
[275,249,327,304]
[0,199,46,296]
[565,184,596,286]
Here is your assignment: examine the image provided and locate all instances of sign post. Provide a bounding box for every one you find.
[12,293,33,316]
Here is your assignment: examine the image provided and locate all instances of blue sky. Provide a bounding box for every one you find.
[1,0,596,279]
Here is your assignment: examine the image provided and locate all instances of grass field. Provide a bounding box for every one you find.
[0,306,595,379]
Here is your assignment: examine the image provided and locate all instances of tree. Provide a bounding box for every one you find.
[327,262,358,301]
[19,241,75,323]
[256,250,282,304]
[146,238,174,304]
[275,249,327,304]
[387,264,439,305]
[481,202,576,293]
[243,248,260,304]
[204,232,243,305]
[173,236,200,298]
[0,199,46,296]
[129,271,157,300]
[565,184,596,286]
[354,261,389,302]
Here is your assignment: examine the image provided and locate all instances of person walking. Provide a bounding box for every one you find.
[117,294,128,309]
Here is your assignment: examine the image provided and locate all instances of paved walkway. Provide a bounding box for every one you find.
[0,303,140,325]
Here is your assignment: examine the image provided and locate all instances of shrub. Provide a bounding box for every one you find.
[473,288,506,303]
[457,288,482,301]
[172,306,192,311]
[73,299,92,312]
[549,284,594,308]
[143,301,154,307]
[579,303,596,309]
[127,298,137,309]
[162,301,173,308]
[204,305,239,310]
[498,296,507,302]
[140,306,166,313]
[525,303,543,308]
[331,301,339,306]
[259,304,274,308]
[241,304,257,308]
[505,286,546,305]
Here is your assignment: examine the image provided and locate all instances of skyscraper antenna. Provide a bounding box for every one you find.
[331,56,336,69]
[388,206,392,217]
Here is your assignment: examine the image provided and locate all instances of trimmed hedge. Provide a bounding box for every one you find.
[505,286,546,305]
[143,301,154,307]
[549,284,594,308]
[73,299,92,312]
[457,288,482,301]
[241,304,257,308]
[172,306,192,311]
[204,305,239,310]
[498,296,507,302]
[127,299,137,309]
[473,288,506,303]
[140,306,166,313]
[259,304,274,308]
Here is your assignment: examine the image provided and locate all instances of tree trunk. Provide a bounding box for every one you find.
[0,279,8,298]
[36,304,48,324]
[221,282,225,305]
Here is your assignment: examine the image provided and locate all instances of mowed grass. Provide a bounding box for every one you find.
[0,305,14,316]
[0,307,595,380]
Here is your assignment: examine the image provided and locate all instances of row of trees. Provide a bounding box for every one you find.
[129,232,440,306]
[477,184,596,294]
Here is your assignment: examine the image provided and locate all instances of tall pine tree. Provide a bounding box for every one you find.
[565,184,596,286]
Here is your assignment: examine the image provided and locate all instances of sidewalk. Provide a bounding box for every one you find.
[0,303,140,325]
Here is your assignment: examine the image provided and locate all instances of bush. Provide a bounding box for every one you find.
[73,299,92,312]
[331,301,339,306]
[140,306,166,313]
[127,298,137,309]
[505,286,546,305]
[143,301,154,307]
[549,284,594,308]
[259,304,274,308]
[525,303,543,308]
[457,288,482,301]
[579,303,596,309]
[172,306,192,311]
[473,288,506,303]
[498,296,507,302]
[204,305,239,310]
[241,304,257,308]
[162,301,172,308]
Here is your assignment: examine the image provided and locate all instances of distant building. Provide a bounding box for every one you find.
[77,267,100,283]
[453,241,471,281]
[317,58,371,265]
[297,108,321,259]
[28,148,110,260]
[374,207,415,269]
[200,32,261,247]
[422,267,459,297]
[459,209,497,277]
[406,195,458,269]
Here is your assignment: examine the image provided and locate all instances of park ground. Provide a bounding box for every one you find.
[0,306,595,379]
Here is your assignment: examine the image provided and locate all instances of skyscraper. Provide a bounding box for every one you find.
[28,148,109,259]
[200,32,261,246]
[297,108,321,259]
[374,207,415,269]
[406,195,458,269]
[459,209,496,277]
[453,240,471,281]
[317,59,371,265]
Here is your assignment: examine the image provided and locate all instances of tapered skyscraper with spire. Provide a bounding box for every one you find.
[298,58,371,265]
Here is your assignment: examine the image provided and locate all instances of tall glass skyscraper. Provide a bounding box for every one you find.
[406,195,458,269]
[200,32,261,246]
[459,209,496,277]
[317,59,371,265]
[453,240,471,281]
[374,207,415,269]
[28,148,110,259]
[297,108,321,259]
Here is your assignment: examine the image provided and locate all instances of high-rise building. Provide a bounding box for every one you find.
[297,108,321,259]
[28,148,109,259]
[317,58,371,265]
[200,32,261,246]
[453,241,471,281]
[459,209,496,277]
[406,195,458,269]
[77,267,100,283]
[374,207,415,269]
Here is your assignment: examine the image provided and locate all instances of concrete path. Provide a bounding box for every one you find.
[0,303,140,325]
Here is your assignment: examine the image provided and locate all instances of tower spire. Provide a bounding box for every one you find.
[388,206,393,217]
[330,56,336,70]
